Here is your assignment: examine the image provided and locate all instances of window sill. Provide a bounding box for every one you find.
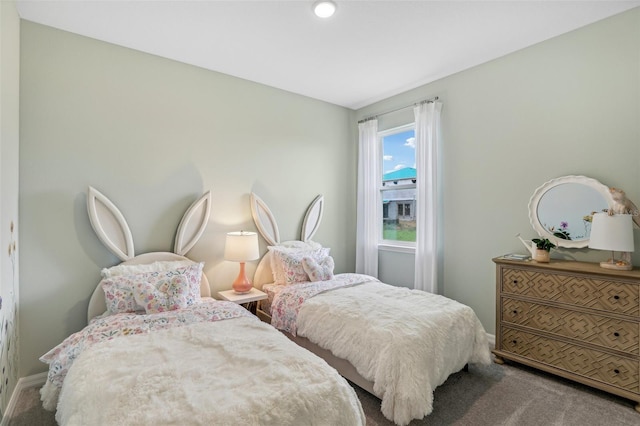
[378,243,416,254]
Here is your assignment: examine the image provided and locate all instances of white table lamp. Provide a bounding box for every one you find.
[588,213,634,271]
[224,231,260,293]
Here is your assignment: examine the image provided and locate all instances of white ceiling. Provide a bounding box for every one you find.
[15,1,640,109]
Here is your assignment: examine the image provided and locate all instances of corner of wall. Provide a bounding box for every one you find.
[0,0,21,418]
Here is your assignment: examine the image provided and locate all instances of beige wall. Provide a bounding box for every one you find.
[356,8,640,333]
[19,21,356,376]
[0,0,21,415]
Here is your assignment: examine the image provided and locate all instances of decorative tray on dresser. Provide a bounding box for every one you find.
[493,257,640,413]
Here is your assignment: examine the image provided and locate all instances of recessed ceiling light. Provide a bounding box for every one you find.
[313,1,336,18]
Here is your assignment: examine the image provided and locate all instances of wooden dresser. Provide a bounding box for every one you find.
[493,257,640,412]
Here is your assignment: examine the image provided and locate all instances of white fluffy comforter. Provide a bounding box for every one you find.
[295,281,491,426]
[54,317,365,425]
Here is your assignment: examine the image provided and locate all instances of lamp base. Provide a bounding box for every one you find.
[599,259,633,271]
[232,262,254,294]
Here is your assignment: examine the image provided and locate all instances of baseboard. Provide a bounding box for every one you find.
[1,372,47,426]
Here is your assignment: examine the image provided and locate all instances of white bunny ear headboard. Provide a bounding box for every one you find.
[250,193,281,246]
[250,192,324,289]
[174,191,212,255]
[301,195,324,242]
[86,186,213,321]
[250,192,324,246]
[87,186,212,260]
[87,186,135,261]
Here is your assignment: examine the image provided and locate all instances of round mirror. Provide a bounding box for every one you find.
[528,176,613,248]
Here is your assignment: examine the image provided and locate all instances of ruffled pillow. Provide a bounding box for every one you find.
[278,240,323,250]
[269,246,330,285]
[302,256,335,282]
[101,262,204,314]
[101,260,194,278]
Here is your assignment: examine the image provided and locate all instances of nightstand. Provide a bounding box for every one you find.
[218,288,267,315]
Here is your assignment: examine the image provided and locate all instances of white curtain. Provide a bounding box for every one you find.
[413,101,442,293]
[356,119,379,277]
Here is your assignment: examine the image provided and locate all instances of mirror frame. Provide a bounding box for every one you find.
[528,175,613,248]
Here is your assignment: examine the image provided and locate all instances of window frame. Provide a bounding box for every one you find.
[378,123,416,252]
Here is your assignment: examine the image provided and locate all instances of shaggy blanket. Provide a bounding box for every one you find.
[292,280,491,426]
[40,299,252,400]
[54,317,364,425]
[40,299,364,425]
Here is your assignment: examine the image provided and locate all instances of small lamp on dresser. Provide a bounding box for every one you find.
[224,231,260,294]
[588,212,635,271]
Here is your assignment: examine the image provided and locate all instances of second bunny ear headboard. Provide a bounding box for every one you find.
[250,193,281,246]
[87,186,212,260]
[174,191,212,255]
[250,192,324,245]
[301,195,324,242]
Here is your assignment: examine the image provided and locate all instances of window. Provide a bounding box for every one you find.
[396,203,413,218]
[380,124,416,245]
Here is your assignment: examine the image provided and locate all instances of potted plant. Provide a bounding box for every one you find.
[531,238,555,263]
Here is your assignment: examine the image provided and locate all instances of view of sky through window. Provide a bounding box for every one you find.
[381,127,417,242]
[382,129,416,174]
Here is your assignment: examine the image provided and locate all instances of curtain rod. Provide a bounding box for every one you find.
[358,96,439,124]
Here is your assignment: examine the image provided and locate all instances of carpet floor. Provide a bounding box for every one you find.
[5,361,639,425]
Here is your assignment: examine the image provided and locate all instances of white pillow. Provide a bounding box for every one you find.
[302,256,335,282]
[101,260,194,278]
[279,240,323,250]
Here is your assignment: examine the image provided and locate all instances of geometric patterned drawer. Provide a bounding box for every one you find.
[502,298,640,355]
[502,327,639,393]
[502,269,640,317]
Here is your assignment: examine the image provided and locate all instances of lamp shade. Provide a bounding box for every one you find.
[224,231,259,262]
[588,213,634,252]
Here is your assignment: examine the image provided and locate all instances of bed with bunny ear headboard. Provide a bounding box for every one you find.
[250,192,379,395]
[86,186,212,322]
[249,192,492,426]
[38,187,366,425]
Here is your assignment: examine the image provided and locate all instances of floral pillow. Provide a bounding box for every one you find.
[302,256,335,282]
[132,276,190,314]
[101,262,204,314]
[267,242,323,284]
[101,278,140,314]
[269,247,330,285]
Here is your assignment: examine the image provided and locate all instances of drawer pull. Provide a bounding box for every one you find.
[614,332,620,337]
[511,339,518,345]
[512,310,518,315]
[512,280,518,285]
[614,369,620,375]
[613,295,620,300]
